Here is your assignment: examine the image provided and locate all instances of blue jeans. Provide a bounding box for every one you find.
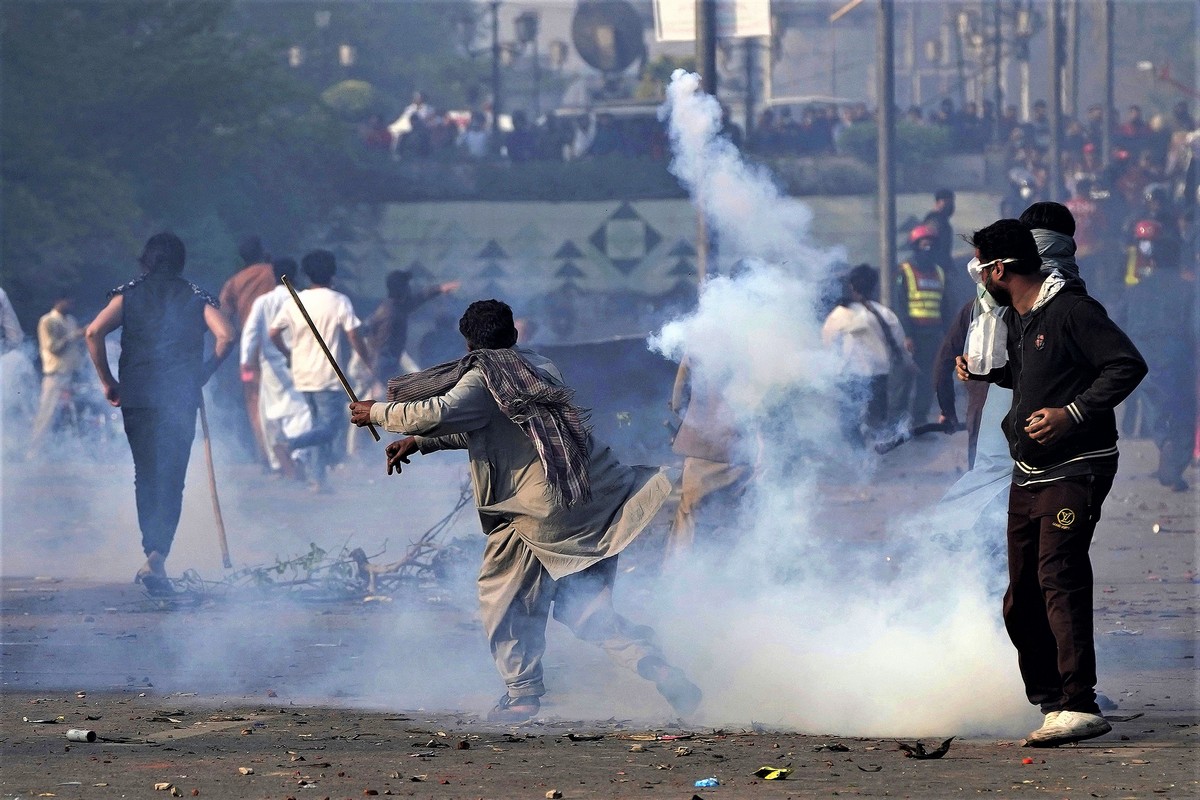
[289,390,345,486]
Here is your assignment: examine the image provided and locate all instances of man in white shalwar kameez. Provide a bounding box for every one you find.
[240,258,311,477]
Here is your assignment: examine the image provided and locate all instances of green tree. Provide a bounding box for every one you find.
[1,1,351,324]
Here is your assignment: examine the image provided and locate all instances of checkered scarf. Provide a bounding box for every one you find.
[387,349,592,508]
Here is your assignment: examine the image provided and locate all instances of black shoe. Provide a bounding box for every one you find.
[487,694,540,724]
[638,657,702,716]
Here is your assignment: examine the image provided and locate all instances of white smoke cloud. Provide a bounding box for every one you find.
[647,70,1028,737]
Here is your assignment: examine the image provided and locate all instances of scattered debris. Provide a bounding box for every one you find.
[546,790,562,799]
[813,742,850,752]
[167,485,472,602]
[753,766,793,780]
[629,744,647,753]
[238,767,254,775]
[694,777,720,787]
[566,733,604,742]
[675,746,694,757]
[897,737,955,759]
[154,783,173,791]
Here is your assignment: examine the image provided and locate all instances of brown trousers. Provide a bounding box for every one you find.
[478,524,660,699]
[665,456,752,562]
[1003,474,1113,715]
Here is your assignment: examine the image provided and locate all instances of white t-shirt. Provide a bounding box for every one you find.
[270,286,361,392]
[821,301,907,378]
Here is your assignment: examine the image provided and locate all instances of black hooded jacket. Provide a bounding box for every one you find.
[984,281,1147,483]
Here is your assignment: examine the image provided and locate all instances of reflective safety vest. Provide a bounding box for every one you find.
[899,261,945,323]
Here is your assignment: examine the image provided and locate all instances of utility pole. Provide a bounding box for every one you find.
[695,0,718,281]
[1048,0,1062,200]
[1066,0,1079,117]
[992,0,1003,145]
[490,1,502,147]
[878,0,896,308]
[1101,0,1114,169]
[744,39,756,142]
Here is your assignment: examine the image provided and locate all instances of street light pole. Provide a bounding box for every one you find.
[1101,0,1114,169]
[490,0,502,146]
[878,0,896,309]
[1048,0,1062,199]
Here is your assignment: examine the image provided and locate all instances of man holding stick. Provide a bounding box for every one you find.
[85,232,234,595]
[956,220,1146,746]
[349,300,701,722]
[270,250,374,493]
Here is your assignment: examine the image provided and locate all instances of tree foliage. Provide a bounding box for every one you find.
[1,0,352,324]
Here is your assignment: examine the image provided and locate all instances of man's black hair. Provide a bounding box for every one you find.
[272,257,297,283]
[140,232,186,275]
[1019,201,1076,236]
[301,249,337,286]
[238,235,264,266]
[846,263,879,298]
[386,269,413,298]
[934,187,955,202]
[459,299,518,349]
[969,219,1042,275]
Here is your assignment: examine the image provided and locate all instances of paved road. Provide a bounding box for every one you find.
[2,435,1196,798]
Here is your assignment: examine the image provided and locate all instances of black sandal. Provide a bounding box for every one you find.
[135,572,175,597]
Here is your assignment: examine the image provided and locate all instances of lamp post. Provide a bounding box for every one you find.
[490,0,502,145]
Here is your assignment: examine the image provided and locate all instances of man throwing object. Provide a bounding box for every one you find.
[350,300,700,723]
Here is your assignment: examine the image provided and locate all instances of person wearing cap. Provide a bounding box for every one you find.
[895,224,948,425]
[956,219,1146,748]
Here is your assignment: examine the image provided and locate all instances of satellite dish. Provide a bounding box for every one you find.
[571,0,646,74]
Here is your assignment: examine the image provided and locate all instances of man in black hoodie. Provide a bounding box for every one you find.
[955,219,1146,747]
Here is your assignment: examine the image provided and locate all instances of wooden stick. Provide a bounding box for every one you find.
[198,398,232,568]
[281,275,380,441]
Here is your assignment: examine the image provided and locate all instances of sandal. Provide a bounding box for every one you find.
[486,693,540,724]
[135,571,175,597]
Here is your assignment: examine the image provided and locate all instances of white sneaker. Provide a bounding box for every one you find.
[1028,710,1062,740]
[1026,711,1111,747]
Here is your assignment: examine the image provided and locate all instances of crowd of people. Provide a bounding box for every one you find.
[358,86,1199,208]
[0,179,1191,743]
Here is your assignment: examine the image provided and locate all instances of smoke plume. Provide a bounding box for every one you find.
[647,70,1028,737]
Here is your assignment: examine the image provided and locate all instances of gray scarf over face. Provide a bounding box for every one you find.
[1031,228,1085,288]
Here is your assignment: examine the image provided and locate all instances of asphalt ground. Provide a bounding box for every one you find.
[2,432,1196,799]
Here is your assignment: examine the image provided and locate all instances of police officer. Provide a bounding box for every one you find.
[895,224,948,425]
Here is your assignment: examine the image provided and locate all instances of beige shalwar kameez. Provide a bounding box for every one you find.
[370,348,673,699]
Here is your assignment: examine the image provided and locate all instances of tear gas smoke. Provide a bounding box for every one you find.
[647,70,1028,736]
